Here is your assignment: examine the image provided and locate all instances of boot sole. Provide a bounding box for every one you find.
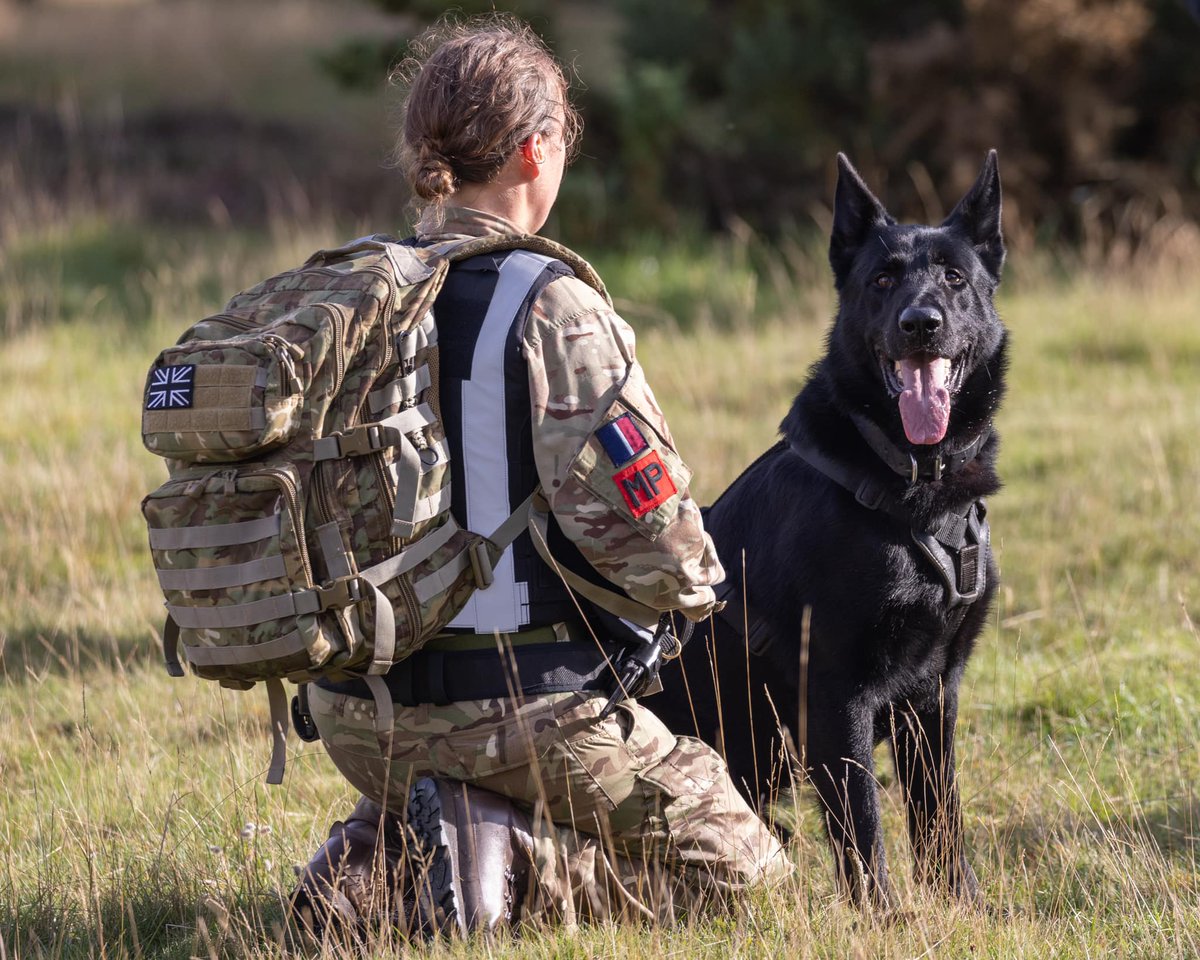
[407,778,460,937]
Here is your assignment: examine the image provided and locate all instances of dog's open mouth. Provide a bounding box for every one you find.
[877,352,968,445]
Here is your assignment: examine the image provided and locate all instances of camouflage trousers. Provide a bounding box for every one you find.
[308,685,791,925]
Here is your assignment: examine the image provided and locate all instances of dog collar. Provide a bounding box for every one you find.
[849,414,993,484]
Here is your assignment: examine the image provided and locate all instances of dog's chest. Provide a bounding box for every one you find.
[871,542,962,676]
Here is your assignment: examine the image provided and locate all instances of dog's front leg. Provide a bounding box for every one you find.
[805,698,891,908]
[889,686,981,904]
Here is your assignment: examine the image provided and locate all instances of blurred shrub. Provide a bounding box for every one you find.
[328,0,1200,254]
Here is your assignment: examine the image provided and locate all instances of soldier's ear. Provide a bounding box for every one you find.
[521,132,548,173]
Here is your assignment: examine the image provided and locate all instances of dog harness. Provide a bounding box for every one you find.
[717,418,993,654]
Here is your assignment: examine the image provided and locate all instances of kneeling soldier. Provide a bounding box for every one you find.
[293,15,790,936]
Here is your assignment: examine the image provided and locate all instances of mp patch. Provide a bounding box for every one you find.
[596,413,649,466]
[613,450,677,518]
[146,364,196,410]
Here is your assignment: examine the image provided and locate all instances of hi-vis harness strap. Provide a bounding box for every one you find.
[445,249,556,633]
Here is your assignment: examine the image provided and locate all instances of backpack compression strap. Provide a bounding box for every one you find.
[525,491,660,628]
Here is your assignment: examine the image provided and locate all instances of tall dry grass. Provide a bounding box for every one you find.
[1,207,1199,957]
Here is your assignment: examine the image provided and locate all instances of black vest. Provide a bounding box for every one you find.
[434,249,612,633]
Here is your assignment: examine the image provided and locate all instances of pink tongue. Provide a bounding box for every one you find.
[897,357,951,445]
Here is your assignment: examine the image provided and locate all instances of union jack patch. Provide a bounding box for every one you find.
[146,364,195,410]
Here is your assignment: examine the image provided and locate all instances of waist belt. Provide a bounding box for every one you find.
[421,621,576,652]
[318,640,617,706]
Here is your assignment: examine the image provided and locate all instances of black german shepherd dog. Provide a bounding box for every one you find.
[654,152,1007,908]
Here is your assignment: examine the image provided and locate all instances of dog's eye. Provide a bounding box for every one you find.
[945,268,966,288]
[872,273,895,290]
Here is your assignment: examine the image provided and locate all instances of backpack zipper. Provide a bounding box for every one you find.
[249,466,314,587]
[305,306,348,567]
[362,263,398,382]
[301,257,422,647]
[206,312,258,331]
[262,335,302,394]
[322,303,349,396]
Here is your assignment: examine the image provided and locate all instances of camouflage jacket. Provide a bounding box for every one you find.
[416,207,724,621]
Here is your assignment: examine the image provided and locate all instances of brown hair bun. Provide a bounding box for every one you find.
[412,142,456,201]
[393,14,580,213]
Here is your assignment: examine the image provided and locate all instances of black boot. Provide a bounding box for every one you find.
[290,796,410,937]
[406,778,534,937]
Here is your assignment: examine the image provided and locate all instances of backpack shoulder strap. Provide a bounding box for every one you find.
[424,234,611,305]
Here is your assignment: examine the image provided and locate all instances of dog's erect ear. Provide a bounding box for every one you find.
[830,154,895,282]
[941,150,1005,280]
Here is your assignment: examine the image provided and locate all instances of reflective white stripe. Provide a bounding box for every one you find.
[447,251,554,632]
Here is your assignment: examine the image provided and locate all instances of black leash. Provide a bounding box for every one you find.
[599,612,693,719]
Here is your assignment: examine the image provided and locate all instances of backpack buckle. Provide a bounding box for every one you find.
[315,575,366,612]
[314,424,397,460]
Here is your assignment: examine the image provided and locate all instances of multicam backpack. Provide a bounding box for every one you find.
[140,233,601,782]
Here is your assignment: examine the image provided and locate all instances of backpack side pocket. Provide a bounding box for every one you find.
[142,461,356,684]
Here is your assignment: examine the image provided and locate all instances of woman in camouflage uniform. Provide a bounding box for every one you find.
[294,14,789,937]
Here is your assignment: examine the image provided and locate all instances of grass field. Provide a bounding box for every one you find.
[1,218,1199,959]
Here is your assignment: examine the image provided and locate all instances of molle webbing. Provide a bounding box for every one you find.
[148,514,281,550]
[369,365,432,414]
[155,555,287,591]
[142,365,268,435]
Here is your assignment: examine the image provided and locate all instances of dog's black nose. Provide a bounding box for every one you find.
[898,305,943,338]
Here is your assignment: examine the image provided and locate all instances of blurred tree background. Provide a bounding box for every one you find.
[323,0,1200,259]
[0,0,1197,267]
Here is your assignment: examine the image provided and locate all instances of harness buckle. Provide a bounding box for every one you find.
[957,544,982,602]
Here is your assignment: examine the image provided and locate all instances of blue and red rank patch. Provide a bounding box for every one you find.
[596,413,649,466]
[595,414,676,518]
